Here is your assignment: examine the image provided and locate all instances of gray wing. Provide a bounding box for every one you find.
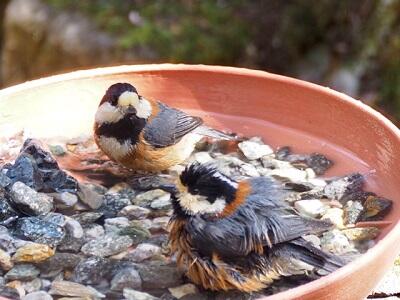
[143,102,203,148]
[186,180,333,258]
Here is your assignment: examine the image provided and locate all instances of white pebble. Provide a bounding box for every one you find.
[294,200,329,218]
[238,141,273,160]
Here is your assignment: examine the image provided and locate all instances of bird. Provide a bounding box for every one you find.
[168,162,344,292]
[93,82,235,172]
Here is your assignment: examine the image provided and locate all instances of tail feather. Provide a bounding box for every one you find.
[194,125,238,140]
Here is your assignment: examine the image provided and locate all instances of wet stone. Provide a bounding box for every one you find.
[294,200,329,218]
[5,264,40,281]
[238,140,273,160]
[0,173,12,189]
[5,139,78,193]
[21,278,42,293]
[64,218,83,239]
[81,234,133,257]
[49,280,105,298]
[0,227,16,253]
[134,189,170,208]
[126,243,162,262]
[83,223,105,242]
[73,256,111,285]
[41,213,66,227]
[123,288,158,300]
[38,252,82,276]
[119,223,151,245]
[104,217,130,234]
[110,267,142,291]
[118,205,151,220]
[0,195,18,224]
[0,285,20,299]
[0,248,13,271]
[72,212,103,225]
[11,182,53,216]
[321,208,344,228]
[15,217,65,247]
[22,291,53,300]
[136,262,183,290]
[56,233,84,254]
[358,196,393,221]
[321,230,352,254]
[342,227,380,241]
[169,283,198,299]
[323,173,364,201]
[343,200,364,225]
[12,243,55,263]
[97,194,130,218]
[51,192,78,208]
[77,183,104,210]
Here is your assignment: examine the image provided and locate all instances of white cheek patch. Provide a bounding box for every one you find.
[179,192,226,215]
[95,102,123,124]
[118,91,140,107]
[98,136,133,160]
[136,98,152,119]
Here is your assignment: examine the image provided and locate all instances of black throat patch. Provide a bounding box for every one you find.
[96,113,146,145]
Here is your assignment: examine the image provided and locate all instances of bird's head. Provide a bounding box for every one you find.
[95,82,152,125]
[172,162,238,217]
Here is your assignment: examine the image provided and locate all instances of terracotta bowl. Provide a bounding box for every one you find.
[0,64,399,300]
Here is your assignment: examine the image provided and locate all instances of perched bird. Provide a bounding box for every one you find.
[168,162,344,292]
[94,83,234,172]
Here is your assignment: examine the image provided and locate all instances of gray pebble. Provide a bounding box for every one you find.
[104,217,130,234]
[73,256,111,285]
[22,291,53,300]
[126,243,162,262]
[134,189,171,207]
[51,192,78,208]
[136,262,183,289]
[123,288,158,300]
[64,218,84,239]
[111,267,142,291]
[83,223,105,242]
[81,234,133,257]
[11,182,53,215]
[77,183,104,209]
[119,223,151,245]
[118,205,151,220]
[5,264,40,281]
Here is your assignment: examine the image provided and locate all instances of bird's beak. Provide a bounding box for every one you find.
[125,105,136,115]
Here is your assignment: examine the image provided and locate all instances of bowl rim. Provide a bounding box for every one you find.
[1,63,400,299]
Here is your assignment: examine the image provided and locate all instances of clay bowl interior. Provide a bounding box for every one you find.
[0,64,400,299]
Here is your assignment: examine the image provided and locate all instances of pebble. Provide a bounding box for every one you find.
[51,192,78,208]
[150,194,172,210]
[64,218,84,239]
[110,267,142,291]
[11,182,54,215]
[49,280,105,298]
[21,278,42,293]
[341,227,380,241]
[305,153,333,175]
[343,200,364,224]
[0,195,18,224]
[323,173,364,201]
[123,288,158,300]
[136,262,183,289]
[56,233,84,253]
[192,152,213,164]
[6,280,26,298]
[73,256,111,285]
[0,248,13,270]
[135,189,171,207]
[0,227,17,253]
[98,194,130,218]
[42,213,66,227]
[294,200,329,218]
[38,253,82,276]
[83,224,105,242]
[5,139,78,193]
[81,234,133,257]
[149,217,170,233]
[238,140,273,160]
[321,208,345,228]
[127,243,162,262]
[49,144,66,156]
[15,217,65,247]
[321,230,351,254]
[266,168,308,183]
[169,283,198,299]
[0,285,20,299]
[77,183,104,209]
[359,196,393,221]
[119,224,151,244]
[22,291,53,300]
[118,205,151,220]
[0,172,12,188]
[104,217,130,234]
[12,243,55,263]
[72,212,103,224]
[5,264,40,281]
[240,163,260,177]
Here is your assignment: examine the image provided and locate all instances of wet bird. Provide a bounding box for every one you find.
[168,162,344,292]
[94,83,234,172]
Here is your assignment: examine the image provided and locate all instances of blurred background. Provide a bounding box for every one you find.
[0,0,399,123]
